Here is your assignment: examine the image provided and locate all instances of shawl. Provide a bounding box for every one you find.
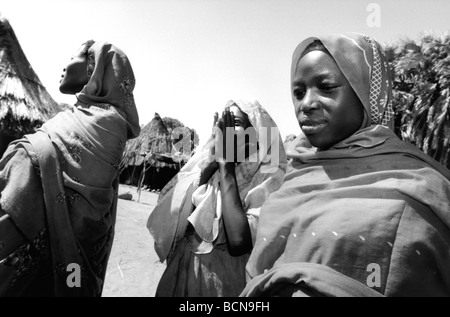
[243,34,450,297]
[147,100,287,261]
[0,41,139,296]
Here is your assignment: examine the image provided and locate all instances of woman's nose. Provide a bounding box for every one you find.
[299,90,320,113]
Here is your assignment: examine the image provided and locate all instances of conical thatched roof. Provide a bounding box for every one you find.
[121,112,174,168]
[0,14,60,138]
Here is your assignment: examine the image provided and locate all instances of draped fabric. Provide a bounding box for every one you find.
[0,41,139,296]
[77,41,140,139]
[242,34,450,297]
[240,262,384,297]
[147,100,286,296]
[148,100,287,262]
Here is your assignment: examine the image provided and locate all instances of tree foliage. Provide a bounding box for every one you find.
[387,33,450,169]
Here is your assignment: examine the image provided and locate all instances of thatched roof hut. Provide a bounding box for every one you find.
[120,112,191,196]
[121,112,174,168]
[0,14,60,154]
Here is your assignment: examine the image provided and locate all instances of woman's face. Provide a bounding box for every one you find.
[292,50,364,150]
[229,105,255,161]
[59,43,90,95]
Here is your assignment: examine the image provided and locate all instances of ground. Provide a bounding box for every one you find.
[102,184,165,297]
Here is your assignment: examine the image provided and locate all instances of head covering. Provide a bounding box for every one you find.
[76,41,140,139]
[147,100,287,261]
[4,40,141,295]
[291,33,394,130]
[242,34,450,296]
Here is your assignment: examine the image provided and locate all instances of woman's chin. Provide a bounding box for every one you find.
[59,85,76,95]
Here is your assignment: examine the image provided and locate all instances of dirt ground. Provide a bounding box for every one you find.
[102,184,165,297]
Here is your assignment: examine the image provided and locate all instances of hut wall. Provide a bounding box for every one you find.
[119,164,180,190]
[0,130,15,157]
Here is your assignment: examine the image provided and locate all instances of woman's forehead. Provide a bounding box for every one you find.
[295,50,342,79]
[229,105,244,117]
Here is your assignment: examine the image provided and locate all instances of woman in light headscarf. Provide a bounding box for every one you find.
[0,40,140,296]
[148,100,286,297]
[241,33,450,297]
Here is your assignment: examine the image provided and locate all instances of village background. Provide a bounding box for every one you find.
[1,0,449,297]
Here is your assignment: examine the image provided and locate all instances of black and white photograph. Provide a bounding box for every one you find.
[1,0,449,304]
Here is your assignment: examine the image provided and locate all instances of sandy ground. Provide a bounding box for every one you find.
[102,184,165,297]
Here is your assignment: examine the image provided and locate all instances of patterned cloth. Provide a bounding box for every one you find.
[242,33,450,297]
[291,33,395,129]
[148,100,286,296]
[0,41,139,296]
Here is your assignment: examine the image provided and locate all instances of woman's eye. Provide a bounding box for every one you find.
[320,83,337,91]
[293,88,305,100]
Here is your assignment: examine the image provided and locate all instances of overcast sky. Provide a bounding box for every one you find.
[2,0,450,145]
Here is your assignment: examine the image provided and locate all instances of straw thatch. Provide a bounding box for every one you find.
[119,113,193,194]
[121,112,174,168]
[0,14,60,154]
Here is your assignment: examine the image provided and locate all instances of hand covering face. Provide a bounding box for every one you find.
[147,100,287,261]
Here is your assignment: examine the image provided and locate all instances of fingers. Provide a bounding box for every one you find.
[213,118,224,162]
[213,112,219,127]
[213,107,236,164]
[222,107,235,129]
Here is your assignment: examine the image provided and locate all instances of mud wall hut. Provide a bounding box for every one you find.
[120,112,190,191]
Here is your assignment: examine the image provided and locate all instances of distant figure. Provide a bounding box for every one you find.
[241,33,450,297]
[148,100,286,296]
[0,40,140,296]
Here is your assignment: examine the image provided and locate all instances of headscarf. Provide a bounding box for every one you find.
[1,40,139,296]
[77,40,140,139]
[242,34,450,296]
[287,33,450,178]
[41,40,140,188]
[291,33,395,130]
[147,100,287,261]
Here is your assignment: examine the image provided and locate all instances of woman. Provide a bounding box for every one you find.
[0,40,140,296]
[241,33,450,297]
[147,100,286,296]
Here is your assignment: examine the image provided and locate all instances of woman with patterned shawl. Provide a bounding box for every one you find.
[148,100,286,296]
[241,33,450,297]
[0,40,140,296]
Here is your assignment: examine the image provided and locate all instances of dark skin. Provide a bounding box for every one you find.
[59,42,90,95]
[1,45,89,261]
[198,106,253,257]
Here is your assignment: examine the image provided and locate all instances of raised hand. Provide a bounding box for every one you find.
[199,112,220,186]
[214,107,235,165]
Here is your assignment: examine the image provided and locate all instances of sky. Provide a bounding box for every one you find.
[2,0,450,146]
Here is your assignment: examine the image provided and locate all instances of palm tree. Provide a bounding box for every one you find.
[387,33,450,169]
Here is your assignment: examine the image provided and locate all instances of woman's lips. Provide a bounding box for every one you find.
[300,117,328,134]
